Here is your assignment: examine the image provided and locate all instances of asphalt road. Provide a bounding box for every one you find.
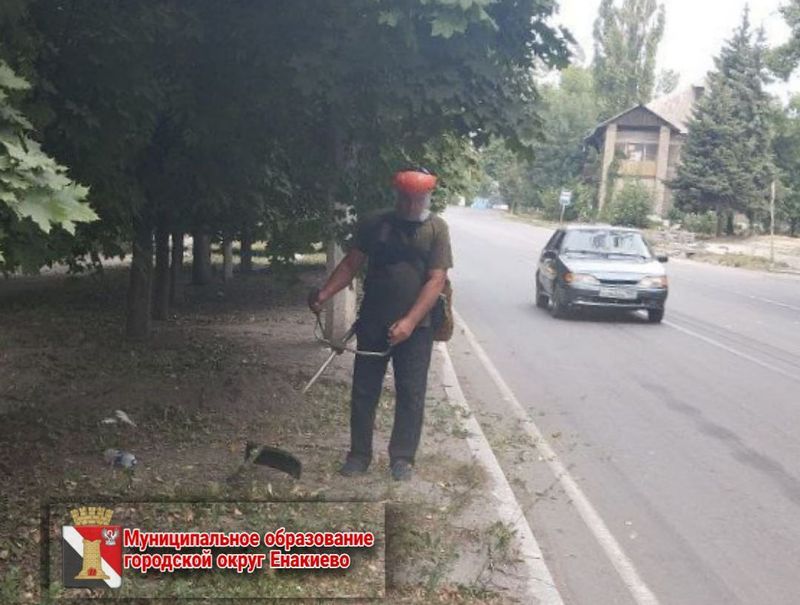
[444,207,800,605]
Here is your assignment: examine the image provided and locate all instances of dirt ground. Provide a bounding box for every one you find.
[0,264,525,604]
[698,234,800,272]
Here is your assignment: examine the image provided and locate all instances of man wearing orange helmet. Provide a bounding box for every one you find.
[308,168,453,481]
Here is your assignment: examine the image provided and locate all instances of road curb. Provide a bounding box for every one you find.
[674,255,800,276]
[437,342,565,605]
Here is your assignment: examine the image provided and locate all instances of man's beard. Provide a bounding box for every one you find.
[397,208,430,222]
[395,193,432,222]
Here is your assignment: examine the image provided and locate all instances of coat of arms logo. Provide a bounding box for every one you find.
[62,507,123,588]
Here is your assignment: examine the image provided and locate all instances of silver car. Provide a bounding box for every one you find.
[535,225,669,323]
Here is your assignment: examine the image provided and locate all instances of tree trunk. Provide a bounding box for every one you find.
[324,118,357,341]
[715,207,724,237]
[152,225,171,320]
[192,230,212,285]
[725,211,735,236]
[126,220,153,340]
[744,211,753,237]
[240,228,253,273]
[170,231,184,305]
[222,234,234,282]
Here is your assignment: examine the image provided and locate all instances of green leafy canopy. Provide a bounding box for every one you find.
[0,60,96,265]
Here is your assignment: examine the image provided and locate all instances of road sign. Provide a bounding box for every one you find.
[559,190,572,206]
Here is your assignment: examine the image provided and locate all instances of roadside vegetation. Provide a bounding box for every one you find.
[471,1,800,246]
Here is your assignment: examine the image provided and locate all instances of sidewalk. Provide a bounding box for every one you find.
[0,267,539,603]
[224,286,541,602]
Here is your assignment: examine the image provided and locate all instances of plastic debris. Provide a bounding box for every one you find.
[100,410,137,428]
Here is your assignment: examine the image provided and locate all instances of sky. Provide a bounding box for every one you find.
[553,0,799,99]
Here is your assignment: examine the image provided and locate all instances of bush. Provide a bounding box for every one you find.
[681,211,717,235]
[666,206,685,224]
[604,180,652,228]
[570,183,597,222]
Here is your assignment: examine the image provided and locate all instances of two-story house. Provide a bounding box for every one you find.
[585,84,704,217]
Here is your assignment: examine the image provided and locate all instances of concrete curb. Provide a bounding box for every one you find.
[674,255,800,275]
[437,342,565,605]
[769,267,800,276]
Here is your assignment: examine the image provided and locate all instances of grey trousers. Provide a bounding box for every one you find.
[348,324,434,465]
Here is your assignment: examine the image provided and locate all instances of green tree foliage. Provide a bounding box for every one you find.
[655,68,681,96]
[771,0,800,78]
[0,0,571,337]
[0,61,96,271]
[476,67,601,214]
[771,95,800,235]
[670,10,775,235]
[534,67,601,196]
[592,0,665,116]
[476,139,527,211]
[287,0,571,223]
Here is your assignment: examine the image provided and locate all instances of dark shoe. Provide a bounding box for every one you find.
[390,460,413,482]
[339,457,369,477]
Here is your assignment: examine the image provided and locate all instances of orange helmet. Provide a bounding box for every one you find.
[392,168,437,195]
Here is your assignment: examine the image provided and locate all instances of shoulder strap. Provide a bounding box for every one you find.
[385,216,435,274]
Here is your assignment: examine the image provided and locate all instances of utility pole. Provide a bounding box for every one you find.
[770,180,776,269]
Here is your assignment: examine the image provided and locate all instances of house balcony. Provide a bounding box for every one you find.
[617,160,657,177]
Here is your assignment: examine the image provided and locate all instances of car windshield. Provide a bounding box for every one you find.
[561,229,651,259]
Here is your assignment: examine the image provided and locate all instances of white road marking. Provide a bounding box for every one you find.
[666,269,800,312]
[743,294,800,313]
[454,310,661,605]
[438,343,565,605]
[664,320,800,384]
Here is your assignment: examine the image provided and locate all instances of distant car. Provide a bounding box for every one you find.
[535,225,669,323]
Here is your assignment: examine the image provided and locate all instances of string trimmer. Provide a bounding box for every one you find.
[302,309,392,394]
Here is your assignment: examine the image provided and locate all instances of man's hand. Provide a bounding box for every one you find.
[308,287,324,315]
[388,316,416,346]
[307,249,366,315]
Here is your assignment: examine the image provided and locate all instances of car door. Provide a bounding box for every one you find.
[538,229,564,295]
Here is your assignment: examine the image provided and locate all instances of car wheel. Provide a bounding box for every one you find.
[535,276,549,309]
[647,308,665,323]
[550,286,568,319]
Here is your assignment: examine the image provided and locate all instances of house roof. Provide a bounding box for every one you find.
[584,84,704,147]
[645,85,704,134]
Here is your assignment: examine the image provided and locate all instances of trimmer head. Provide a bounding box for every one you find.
[244,441,302,479]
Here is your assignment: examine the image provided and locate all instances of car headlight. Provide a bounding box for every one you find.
[638,275,668,288]
[564,272,599,286]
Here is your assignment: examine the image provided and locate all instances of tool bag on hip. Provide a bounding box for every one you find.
[422,217,454,342]
[430,277,454,342]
